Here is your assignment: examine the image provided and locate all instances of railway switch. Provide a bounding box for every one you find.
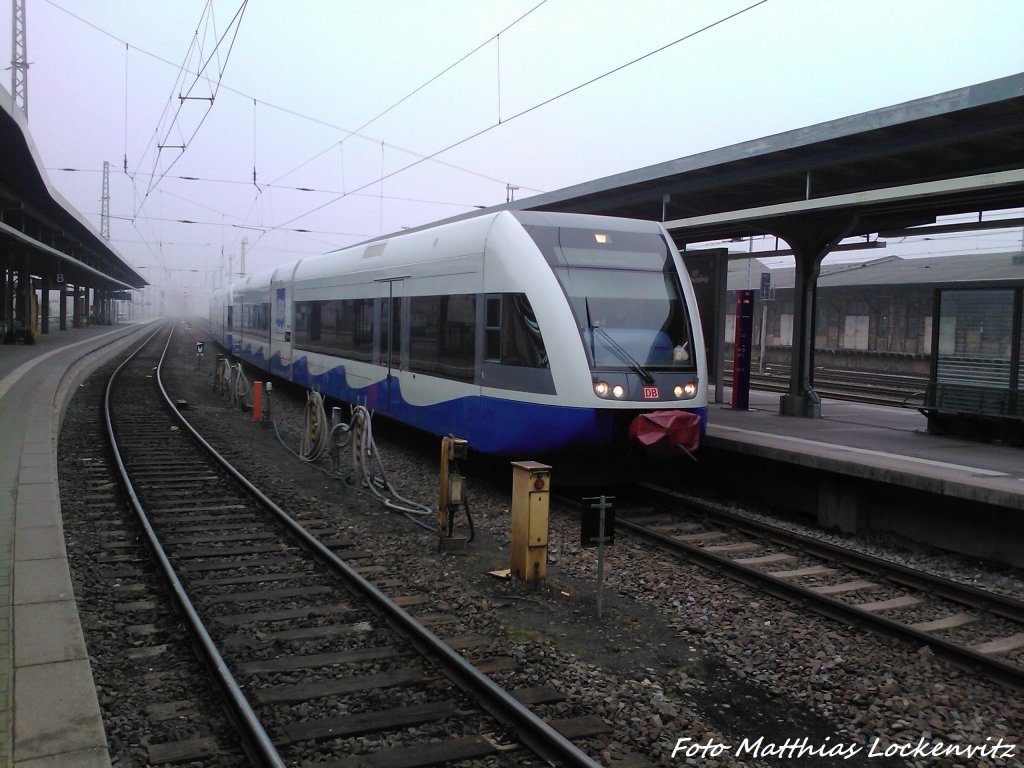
[510,461,550,582]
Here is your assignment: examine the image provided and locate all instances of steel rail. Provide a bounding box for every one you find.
[104,322,287,768]
[618,488,1024,690]
[157,331,600,767]
[642,483,1024,625]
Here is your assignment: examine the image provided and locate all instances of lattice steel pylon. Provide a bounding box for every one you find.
[10,0,28,116]
[101,161,111,240]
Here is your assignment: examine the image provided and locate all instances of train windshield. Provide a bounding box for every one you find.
[523,225,696,372]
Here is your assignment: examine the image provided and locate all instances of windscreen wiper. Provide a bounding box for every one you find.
[589,330,656,389]
[583,298,656,385]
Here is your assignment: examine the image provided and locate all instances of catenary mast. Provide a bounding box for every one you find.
[10,0,28,116]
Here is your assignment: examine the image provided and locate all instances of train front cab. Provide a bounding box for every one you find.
[509,211,708,456]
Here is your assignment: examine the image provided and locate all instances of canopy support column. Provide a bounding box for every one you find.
[770,215,859,417]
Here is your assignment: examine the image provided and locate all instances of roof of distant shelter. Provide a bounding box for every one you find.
[727,250,1024,292]
[0,86,145,290]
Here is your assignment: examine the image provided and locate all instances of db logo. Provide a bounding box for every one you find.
[642,385,659,400]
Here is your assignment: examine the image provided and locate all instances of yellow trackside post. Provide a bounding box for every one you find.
[510,461,550,582]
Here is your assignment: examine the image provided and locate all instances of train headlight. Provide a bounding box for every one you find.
[684,381,697,398]
[673,385,684,398]
[594,381,609,397]
[612,384,625,399]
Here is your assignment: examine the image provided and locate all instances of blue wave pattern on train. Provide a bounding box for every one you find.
[210,210,708,455]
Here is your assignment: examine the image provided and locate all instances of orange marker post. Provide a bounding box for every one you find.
[252,381,263,421]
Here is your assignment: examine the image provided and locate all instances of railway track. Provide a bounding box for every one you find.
[726,364,928,406]
[564,484,1024,691]
[103,322,603,767]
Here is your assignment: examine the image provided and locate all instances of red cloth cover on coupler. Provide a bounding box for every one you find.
[628,410,701,455]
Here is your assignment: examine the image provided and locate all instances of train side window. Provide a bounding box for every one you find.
[409,296,440,375]
[352,298,374,361]
[390,297,402,368]
[503,293,548,368]
[375,297,403,368]
[484,293,548,368]
[244,302,270,336]
[336,300,353,355]
[294,301,309,342]
[485,295,501,361]
[378,298,390,363]
[441,294,476,381]
[309,300,322,342]
[227,305,234,329]
[408,294,475,382]
[320,301,337,345]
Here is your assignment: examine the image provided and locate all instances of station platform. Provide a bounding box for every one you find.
[0,321,155,767]
[702,388,1024,566]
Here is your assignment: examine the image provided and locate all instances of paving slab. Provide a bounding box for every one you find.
[14,486,60,529]
[14,661,106,762]
[13,602,87,667]
[15,745,111,768]
[12,559,74,606]
[12,527,66,562]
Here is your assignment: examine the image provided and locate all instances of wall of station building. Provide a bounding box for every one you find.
[724,284,936,375]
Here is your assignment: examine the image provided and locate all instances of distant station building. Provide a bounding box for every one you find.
[719,249,1024,377]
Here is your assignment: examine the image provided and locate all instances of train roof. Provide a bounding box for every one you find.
[291,211,503,285]
[509,210,668,234]
[224,210,677,295]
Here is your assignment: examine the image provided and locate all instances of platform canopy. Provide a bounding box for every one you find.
[0,86,145,291]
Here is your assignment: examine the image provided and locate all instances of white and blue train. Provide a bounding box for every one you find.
[209,210,708,455]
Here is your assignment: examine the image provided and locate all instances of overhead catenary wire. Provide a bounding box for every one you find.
[266,0,549,191]
[46,0,770,270]
[42,0,547,267]
[42,0,536,198]
[53,166,486,212]
[136,0,250,211]
[249,0,772,245]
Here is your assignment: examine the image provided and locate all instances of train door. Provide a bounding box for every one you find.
[376,277,405,415]
[270,269,291,379]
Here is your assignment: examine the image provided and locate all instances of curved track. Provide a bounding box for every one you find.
[104,322,601,767]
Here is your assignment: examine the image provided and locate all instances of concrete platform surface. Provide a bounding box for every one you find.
[706,388,1024,510]
[0,321,156,767]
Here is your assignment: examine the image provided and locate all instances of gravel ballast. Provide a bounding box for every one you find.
[64,323,1024,766]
